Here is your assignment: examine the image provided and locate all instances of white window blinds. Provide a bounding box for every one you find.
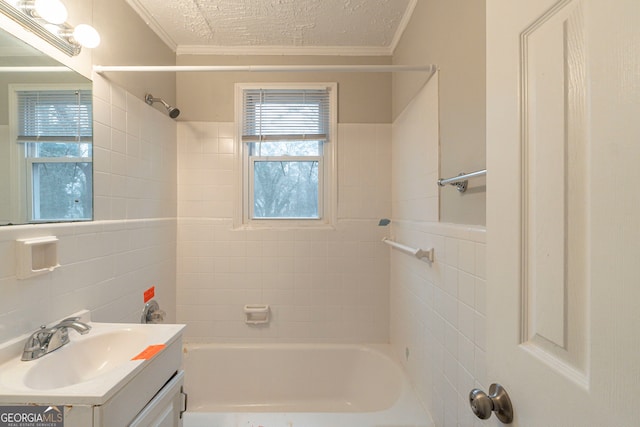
[16,89,92,143]
[242,88,331,143]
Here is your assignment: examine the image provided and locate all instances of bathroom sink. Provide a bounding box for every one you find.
[0,312,185,405]
[23,328,148,390]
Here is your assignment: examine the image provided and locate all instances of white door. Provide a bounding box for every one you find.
[486,0,640,426]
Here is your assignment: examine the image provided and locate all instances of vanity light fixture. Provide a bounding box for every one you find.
[31,0,68,25]
[0,0,101,56]
[70,23,100,48]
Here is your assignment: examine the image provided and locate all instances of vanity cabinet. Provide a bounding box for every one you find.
[0,317,186,427]
[92,339,185,427]
[64,370,185,427]
[129,371,185,427]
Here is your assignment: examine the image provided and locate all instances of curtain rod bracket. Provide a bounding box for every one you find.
[438,169,487,192]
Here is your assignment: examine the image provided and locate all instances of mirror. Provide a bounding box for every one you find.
[0,27,92,226]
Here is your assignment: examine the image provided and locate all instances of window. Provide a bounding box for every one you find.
[13,86,93,222]
[237,83,336,226]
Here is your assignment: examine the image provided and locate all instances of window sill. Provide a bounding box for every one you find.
[233,221,336,231]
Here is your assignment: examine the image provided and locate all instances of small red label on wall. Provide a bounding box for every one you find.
[132,344,165,360]
[143,286,155,303]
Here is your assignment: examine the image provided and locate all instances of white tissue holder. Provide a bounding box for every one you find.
[15,236,60,279]
[244,304,270,325]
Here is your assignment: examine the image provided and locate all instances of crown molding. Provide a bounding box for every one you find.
[390,0,418,54]
[125,0,177,52]
[176,44,393,56]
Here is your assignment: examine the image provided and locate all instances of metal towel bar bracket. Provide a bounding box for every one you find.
[438,169,487,193]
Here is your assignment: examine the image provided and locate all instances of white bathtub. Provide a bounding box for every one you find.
[181,343,433,427]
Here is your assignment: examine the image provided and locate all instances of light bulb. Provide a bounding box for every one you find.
[34,0,68,25]
[72,24,100,48]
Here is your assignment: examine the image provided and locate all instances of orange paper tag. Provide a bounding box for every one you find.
[143,286,155,303]
[132,344,165,360]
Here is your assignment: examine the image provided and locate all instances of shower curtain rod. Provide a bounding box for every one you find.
[93,64,438,73]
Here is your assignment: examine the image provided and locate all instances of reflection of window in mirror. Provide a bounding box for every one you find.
[9,84,93,223]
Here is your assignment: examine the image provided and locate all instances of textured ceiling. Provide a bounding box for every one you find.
[126,0,416,55]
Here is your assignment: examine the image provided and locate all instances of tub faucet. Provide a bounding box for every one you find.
[21,317,91,361]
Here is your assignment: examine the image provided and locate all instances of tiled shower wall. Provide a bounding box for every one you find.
[0,76,177,343]
[390,222,487,427]
[176,122,392,342]
[389,76,488,427]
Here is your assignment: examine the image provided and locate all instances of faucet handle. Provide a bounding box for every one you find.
[21,326,48,360]
[21,319,88,361]
[148,310,166,323]
[24,325,47,348]
[142,300,165,324]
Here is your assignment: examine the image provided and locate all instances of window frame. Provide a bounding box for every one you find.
[235,82,337,228]
[9,83,93,223]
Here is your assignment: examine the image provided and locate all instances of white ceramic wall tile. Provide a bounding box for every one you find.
[177,218,390,343]
[0,218,177,343]
[92,96,111,127]
[93,121,111,150]
[175,121,392,342]
[337,123,392,220]
[457,302,475,341]
[92,73,110,103]
[125,93,142,138]
[391,75,439,223]
[475,244,486,280]
[111,105,127,133]
[458,272,476,308]
[110,84,127,111]
[177,122,238,219]
[390,221,487,427]
[388,72,488,427]
[475,278,487,316]
[458,240,476,275]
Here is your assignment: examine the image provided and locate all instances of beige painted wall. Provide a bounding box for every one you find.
[176,55,391,123]
[393,0,486,225]
[92,0,176,106]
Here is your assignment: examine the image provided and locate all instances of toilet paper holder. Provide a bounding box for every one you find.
[244,304,270,325]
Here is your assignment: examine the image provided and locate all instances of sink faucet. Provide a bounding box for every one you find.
[21,317,91,361]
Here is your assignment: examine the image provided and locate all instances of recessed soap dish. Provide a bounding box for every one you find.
[15,236,60,279]
[244,304,270,325]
